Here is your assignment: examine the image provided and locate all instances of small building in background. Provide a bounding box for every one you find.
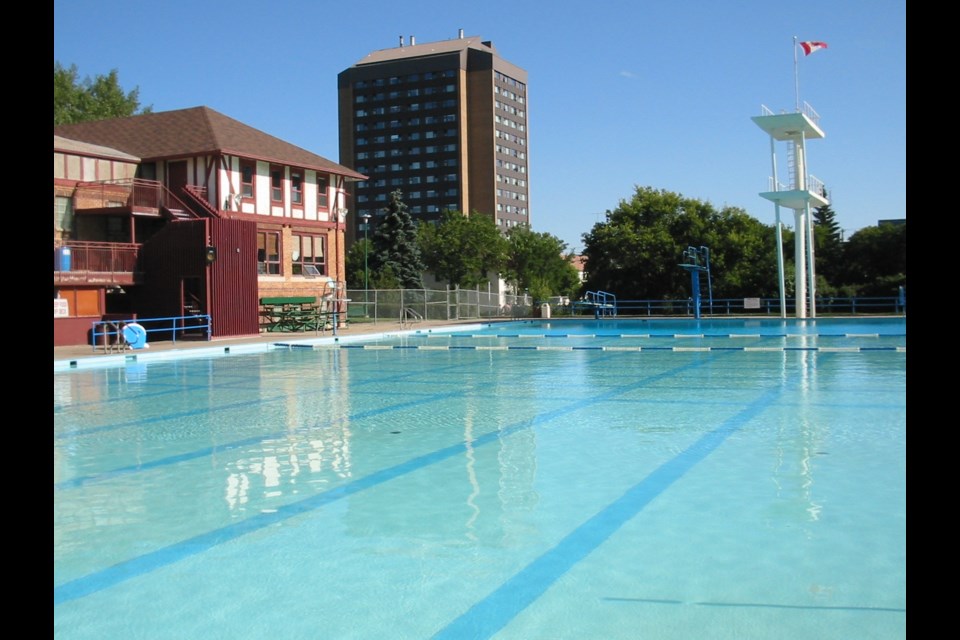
[54,107,367,346]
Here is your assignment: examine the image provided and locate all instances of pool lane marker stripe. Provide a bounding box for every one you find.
[54,355,713,606]
[337,344,903,353]
[432,385,783,640]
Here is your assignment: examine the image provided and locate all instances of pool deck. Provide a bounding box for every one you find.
[53,319,491,365]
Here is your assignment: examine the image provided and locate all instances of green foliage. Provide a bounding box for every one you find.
[369,190,426,289]
[813,193,844,285]
[345,238,372,289]
[54,62,151,125]
[839,223,906,296]
[419,210,509,288]
[504,225,581,300]
[581,186,779,299]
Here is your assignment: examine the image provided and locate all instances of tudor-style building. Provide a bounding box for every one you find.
[54,106,367,346]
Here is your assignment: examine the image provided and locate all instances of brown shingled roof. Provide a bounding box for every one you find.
[53,106,366,180]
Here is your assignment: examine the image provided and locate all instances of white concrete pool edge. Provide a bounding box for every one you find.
[53,323,487,372]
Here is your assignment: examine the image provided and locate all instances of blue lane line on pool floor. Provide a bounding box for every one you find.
[54,360,470,440]
[431,384,784,640]
[54,390,463,491]
[54,354,715,606]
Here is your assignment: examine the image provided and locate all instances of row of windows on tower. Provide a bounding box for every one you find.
[357,204,456,217]
[495,115,525,131]
[354,70,457,89]
[359,176,456,190]
[495,71,525,92]
[355,141,458,153]
[358,159,458,174]
[355,98,458,111]
[358,189,457,202]
[355,127,458,140]
[356,85,456,102]
[494,85,525,104]
[355,112,458,124]
[495,100,525,118]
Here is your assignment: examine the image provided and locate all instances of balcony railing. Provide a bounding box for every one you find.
[73,179,201,217]
[54,241,140,273]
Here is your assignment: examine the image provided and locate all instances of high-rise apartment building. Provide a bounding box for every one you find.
[338,32,528,243]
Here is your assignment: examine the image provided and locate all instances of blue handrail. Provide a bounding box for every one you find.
[574,291,617,318]
[570,295,904,317]
[91,315,212,352]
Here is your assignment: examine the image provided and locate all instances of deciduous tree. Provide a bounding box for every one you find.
[54,62,151,125]
[418,210,508,288]
[581,186,778,300]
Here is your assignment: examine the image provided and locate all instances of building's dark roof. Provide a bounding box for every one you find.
[53,106,366,180]
[354,35,496,66]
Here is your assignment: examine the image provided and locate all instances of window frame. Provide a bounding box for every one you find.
[240,160,255,199]
[317,175,329,209]
[270,166,284,203]
[257,230,282,275]
[291,170,303,206]
[292,233,327,276]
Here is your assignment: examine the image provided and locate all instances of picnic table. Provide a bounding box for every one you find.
[259,296,327,332]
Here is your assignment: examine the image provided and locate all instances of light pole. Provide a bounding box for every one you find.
[361,214,371,292]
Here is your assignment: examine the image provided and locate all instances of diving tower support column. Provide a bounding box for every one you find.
[753,106,828,319]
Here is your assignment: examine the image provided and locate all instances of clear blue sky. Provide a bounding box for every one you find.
[54,0,905,253]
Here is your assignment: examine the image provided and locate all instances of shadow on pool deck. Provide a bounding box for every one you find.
[53,319,502,363]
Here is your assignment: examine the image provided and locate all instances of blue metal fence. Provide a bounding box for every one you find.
[561,295,905,318]
[91,315,212,353]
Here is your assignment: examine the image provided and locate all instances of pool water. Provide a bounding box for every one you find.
[54,318,906,639]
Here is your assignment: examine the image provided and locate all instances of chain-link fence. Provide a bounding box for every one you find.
[345,288,534,325]
[343,290,906,326]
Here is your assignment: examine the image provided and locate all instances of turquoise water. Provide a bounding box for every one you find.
[54,318,906,639]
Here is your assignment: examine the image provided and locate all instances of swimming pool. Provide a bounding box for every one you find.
[54,317,906,639]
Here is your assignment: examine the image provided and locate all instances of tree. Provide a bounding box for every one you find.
[369,190,426,289]
[54,62,152,125]
[503,226,581,301]
[580,186,779,300]
[418,210,509,288]
[839,223,906,296]
[813,191,844,289]
[345,238,371,289]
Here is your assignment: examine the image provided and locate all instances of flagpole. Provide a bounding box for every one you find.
[793,36,800,112]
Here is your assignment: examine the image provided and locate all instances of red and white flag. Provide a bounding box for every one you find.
[799,41,828,56]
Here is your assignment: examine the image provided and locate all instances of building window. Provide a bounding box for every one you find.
[317,175,329,208]
[257,230,281,275]
[292,234,326,275]
[270,167,283,202]
[55,196,74,238]
[291,171,303,205]
[241,161,255,198]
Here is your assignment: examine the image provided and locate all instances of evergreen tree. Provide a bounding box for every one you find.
[369,190,426,288]
[813,191,844,288]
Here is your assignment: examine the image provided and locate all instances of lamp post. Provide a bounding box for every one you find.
[361,214,371,292]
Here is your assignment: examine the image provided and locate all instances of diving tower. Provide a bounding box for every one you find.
[753,102,829,319]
